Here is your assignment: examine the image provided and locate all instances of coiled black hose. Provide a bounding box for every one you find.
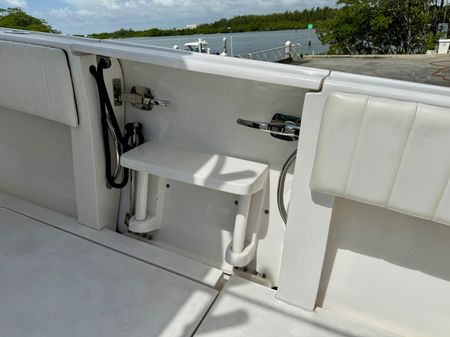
[89,58,143,189]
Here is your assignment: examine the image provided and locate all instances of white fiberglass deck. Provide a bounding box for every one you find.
[0,207,217,337]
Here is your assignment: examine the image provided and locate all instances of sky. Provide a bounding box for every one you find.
[0,0,336,35]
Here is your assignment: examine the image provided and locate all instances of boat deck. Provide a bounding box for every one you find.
[197,276,401,337]
[0,207,217,337]
[0,196,403,337]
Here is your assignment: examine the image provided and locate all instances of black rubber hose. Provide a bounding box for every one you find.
[92,59,129,149]
[90,60,129,189]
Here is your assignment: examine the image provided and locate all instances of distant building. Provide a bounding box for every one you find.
[186,24,198,30]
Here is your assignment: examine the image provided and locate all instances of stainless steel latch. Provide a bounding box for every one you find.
[113,82,171,111]
[237,113,300,141]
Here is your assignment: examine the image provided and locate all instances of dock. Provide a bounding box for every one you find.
[295,54,450,87]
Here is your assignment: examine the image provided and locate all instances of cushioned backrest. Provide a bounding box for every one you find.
[0,40,78,127]
[310,91,450,227]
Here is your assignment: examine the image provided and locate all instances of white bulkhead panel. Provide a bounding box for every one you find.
[279,72,450,337]
[117,60,305,282]
[0,40,79,217]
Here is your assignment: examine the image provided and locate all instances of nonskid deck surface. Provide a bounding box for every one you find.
[0,207,217,337]
[196,276,402,337]
[0,204,403,337]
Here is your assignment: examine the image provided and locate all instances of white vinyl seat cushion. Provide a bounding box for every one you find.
[0,40,78,127]
[310,91,450,227]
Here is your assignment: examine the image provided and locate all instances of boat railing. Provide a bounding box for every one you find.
[237,42,303,63]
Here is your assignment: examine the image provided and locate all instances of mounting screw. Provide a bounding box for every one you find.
[166,184,170,188]
[264,209,269,215]
[262,273,267,279]
[234,200,239,205]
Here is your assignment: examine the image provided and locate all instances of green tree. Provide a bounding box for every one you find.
[317,0,437,54]
[89,8,338,39]
[0,7,59,33]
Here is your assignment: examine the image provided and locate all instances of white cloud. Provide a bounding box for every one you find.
[0,0,27,7]
[49,7,96,19]
[48,7,71,19]
[43,0,335,34]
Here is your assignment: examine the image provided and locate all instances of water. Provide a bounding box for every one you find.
[119,29,328,56]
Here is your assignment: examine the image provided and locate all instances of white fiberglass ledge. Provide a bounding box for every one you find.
[0,29,329,89]
[121,141,269,267]
[70,40,329,90]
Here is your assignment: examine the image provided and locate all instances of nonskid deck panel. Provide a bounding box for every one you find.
[0,207,217,337]
[196,276,402,337]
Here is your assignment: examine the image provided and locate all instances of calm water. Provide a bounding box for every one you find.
[119,29,328,56]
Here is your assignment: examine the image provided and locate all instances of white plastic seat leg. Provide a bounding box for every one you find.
[128,171,160,233]
[134,171,148,221]
[232,194,251,253]
[226,185,266,267]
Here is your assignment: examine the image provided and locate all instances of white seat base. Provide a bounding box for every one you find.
[121,141,269,266]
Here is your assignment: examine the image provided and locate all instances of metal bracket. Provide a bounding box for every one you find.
[114,85,171,111]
